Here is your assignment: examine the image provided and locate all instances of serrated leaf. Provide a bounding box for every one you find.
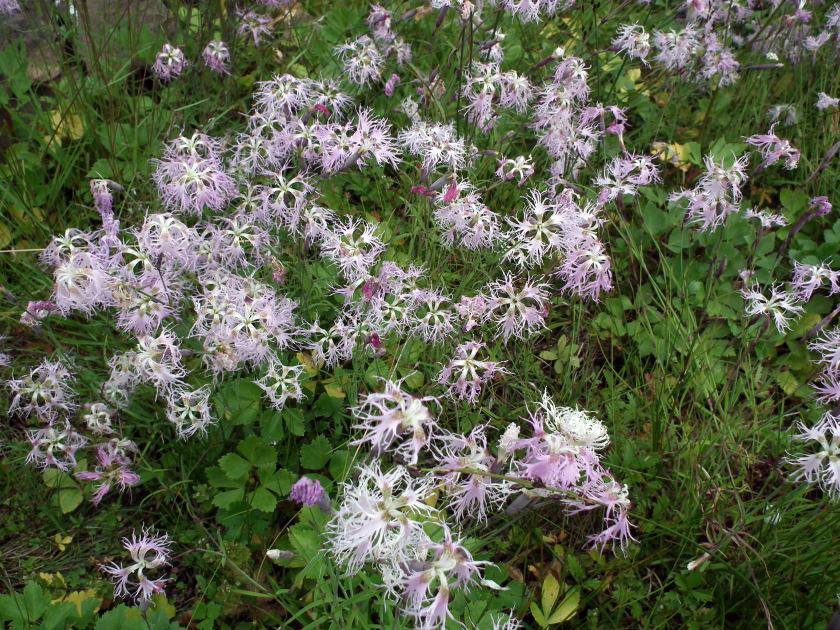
[212,488,245,509]
[237,435,276,469]
[261,468,295,495]
[60,589,100,616]
[329,450,351,481]
[250,487,278,513]
[218,453,251,481]
[541,574,561,614]
[775,370,800,396]
[284,407,306,436]
[300,436,332,470]
[546,588,580,624]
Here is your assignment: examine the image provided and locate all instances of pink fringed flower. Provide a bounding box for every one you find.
[26,422,88,471]
[152,44,188,82]
[77,442,141,505]
[325,463,435,575]
[437,341,509,403]
[351,379,438,465]
[101,528,172,602]
[484,273,550,342]
[7,359,77,421]
[202,40,231,75]
[785,413,840,498]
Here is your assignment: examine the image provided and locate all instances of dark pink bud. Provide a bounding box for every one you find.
[443,180,458,203]
[810,196,832,217]
[384,73,400,97]
[362,281,375,300]
[313,103,330,116]
[368,332,382,350]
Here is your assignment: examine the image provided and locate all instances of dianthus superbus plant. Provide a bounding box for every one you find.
[1,0,839,627]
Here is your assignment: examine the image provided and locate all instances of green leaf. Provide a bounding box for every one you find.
[329,450,352,481]
[261,468,295,495]
[529,601,548,628]
[59,488,84,514]
[237,435,276,469]
[212,488,245,509]
[283,407,306,436]
[546,588,580,624]
[215,379,263,426]
[541,574,560,614]
[94,605,147,630]
[218,453,251,481]
[300,436,332,470]
[250,487,277,513]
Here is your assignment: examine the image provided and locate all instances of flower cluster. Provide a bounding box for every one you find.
[328,384,632,626]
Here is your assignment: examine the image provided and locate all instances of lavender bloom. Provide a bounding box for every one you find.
[744,208,787,229]
[790,261,840,301]
[325,463,435,575]
[816,92,839,111]
[739,284,804,333]
[152,44,188,82]
[202,40,231,75]
[238,10,272,46]
[384,73,400,97]
[347,108,401,169]
[53,251,113,315]
[653,26,700,71]
[437,341,509,404]
[77,442,141,505]
[90,179,113,218]
[319,217,384,280]
[669,154,748,231]
[152,152,238,216]
[433,181,501,249]
[0,0,21,15]
[165,386,215,438]
[612,23,651,63]
[398,121,466,172]
[26,423,87,471]
[335,35,384,87]
[351,379,438,465]
[746,124,800,170]
[435,426,512,522]
[785,414,840,498]
[289,476,331,511]
[484,273,550,342]
[409,289,457,343]
[556,236,613,301]
[255,361,304,410]
[101,528,172,602]
[21,300,59,328]
[7,359,76,422]
[496,155,535,186]
[393,527,488,630]
[135,329,187,394]
[809,328,840,372]
[83,402,116,435]
[810,196,832,217]
[515,393,608,490]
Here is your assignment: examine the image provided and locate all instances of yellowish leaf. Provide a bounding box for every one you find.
[53,533,73,552]
[60,589,101,615]
[49,110,85,142]
[296,351,318,376]
[324,384,345,399]
[38,572,65,587]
